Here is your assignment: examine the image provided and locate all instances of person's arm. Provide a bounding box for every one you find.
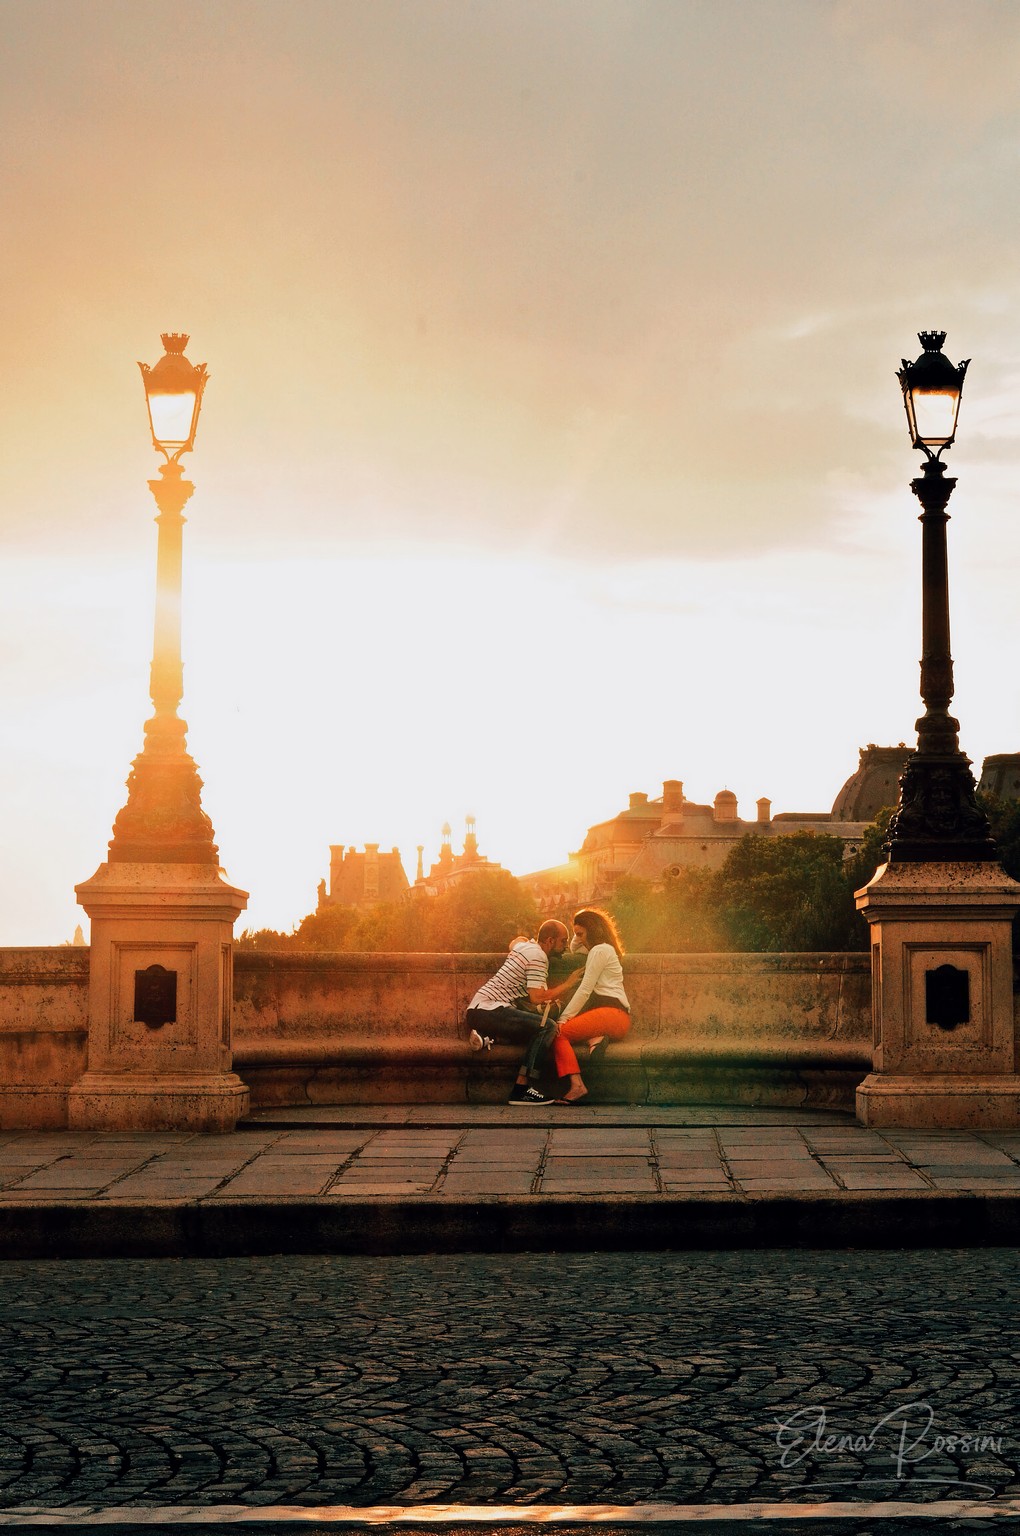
[523,951,549,1006]
[557,945,611,1022]
[536,973,581,1003]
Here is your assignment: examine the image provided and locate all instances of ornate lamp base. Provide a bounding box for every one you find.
[71,861,249,1133]
[885,748,997,863]
[855,860,1020,1130]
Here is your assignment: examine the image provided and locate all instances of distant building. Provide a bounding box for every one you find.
[317,843,409,911]
[313,748,1020,916]
[981,753,1020,801]
[413,816,505,896]
[520,745,1017,911]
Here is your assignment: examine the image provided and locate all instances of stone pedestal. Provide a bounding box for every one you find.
[855,861,1020,1129]
[69,863,249,1132]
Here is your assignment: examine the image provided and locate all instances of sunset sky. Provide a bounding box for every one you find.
[2,0,1020,944]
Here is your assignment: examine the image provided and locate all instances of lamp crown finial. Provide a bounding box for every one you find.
[918,329,947,352]
[160,333,190,354]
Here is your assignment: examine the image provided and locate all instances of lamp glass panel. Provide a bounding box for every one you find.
[148,390,197,449]
[911,387,958,447]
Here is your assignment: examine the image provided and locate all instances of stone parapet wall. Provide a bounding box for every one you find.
[0,947,873,1126]
[0,949,89,1127]
[231,950,873,1110]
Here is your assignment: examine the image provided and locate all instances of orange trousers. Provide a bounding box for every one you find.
[552,1007,631,1078]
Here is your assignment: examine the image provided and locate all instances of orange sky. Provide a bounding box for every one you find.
[1,1,1019,942]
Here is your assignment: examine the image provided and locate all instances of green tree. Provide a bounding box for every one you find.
[341,896,432,952]
[980,794,1020,881]
[979,793,1020,949]
[424,869,539,952]
[282,868,539,953]
[291,904,358,951]
[712,831,862,952]
[844,806,894,900]
[610,870,725,952]
[236,927,297,952]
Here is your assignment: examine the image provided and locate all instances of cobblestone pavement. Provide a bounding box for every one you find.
[5,1115,1020,1200]
[0,1249,1016,1514]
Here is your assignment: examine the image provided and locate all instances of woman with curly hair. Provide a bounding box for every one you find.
[546,906,631,1105]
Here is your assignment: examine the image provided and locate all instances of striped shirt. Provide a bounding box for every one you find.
[468,941,548,1011]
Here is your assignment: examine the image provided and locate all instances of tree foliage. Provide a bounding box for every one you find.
[237,869,538,954]
[711,831,862,951]
[607,820,893,954]
[979,793,1020,947]
[610,870,726,953]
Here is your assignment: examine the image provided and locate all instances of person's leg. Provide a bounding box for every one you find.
[468,1006,543,1046]
[551,1033,580,1078]
[561,1006,630,1048]
[468,1007,551,1101]
[553,1008,630,1102]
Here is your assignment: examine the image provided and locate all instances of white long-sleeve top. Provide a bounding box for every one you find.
[558,942,629,1022]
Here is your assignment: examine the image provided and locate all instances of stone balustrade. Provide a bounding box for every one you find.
[0,947,873,1127]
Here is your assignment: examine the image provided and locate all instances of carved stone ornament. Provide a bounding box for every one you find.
[885,752,996,863]
[108,714,218,865]
[918,656,954,711]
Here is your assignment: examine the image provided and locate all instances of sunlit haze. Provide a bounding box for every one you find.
[2,0,1019,943]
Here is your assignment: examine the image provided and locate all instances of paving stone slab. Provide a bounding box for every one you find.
[834,1169,932,1190]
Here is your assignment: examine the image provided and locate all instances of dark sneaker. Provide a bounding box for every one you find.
[508,1084,548,1106]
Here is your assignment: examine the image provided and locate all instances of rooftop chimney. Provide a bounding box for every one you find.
[662,780,684,816]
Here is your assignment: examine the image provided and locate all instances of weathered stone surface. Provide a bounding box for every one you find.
[0,949,877,1127]
[857,860,1020,1130]
[69,863,249,1132]
[0,950,88,1127]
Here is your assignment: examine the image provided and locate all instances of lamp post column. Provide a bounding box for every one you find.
[883,458,996,862]
[916,457,955,747]
[149,460,190,724]
[107,463,216,866]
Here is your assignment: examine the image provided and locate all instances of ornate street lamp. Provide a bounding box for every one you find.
[106,333,218,863]
[139,331,208,461]
[884,331,996,862]
[71,335,249,1133]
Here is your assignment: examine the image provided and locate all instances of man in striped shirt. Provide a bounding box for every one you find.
[466,920,569,1104]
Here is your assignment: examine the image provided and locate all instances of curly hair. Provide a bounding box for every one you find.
[572,907,625,957]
